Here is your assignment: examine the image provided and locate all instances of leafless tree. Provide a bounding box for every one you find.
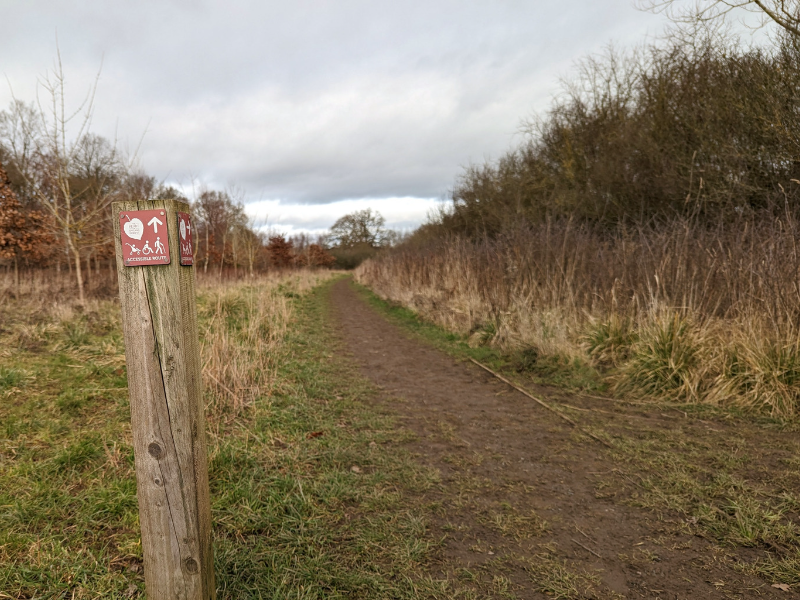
[192,188,248,277]
[2,50,134,303]
[639,0,800,37]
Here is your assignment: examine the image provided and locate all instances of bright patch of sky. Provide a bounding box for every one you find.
[244,197,444,237]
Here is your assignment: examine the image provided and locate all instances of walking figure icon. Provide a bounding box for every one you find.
[154,237,166,255]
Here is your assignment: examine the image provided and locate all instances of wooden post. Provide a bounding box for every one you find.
[113,199,215,599]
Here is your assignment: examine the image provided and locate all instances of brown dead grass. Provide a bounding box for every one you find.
[356,216,800,416]
[198,270,340,416]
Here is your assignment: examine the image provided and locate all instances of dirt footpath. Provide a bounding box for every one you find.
[330,279,793,599]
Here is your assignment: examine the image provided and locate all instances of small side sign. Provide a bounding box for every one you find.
[177,212,194,266]
[120,209,170,266]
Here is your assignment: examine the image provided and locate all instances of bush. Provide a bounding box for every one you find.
[616,313,702,401]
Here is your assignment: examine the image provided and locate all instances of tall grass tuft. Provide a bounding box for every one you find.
[710,330,800,417]
[582,314,637,368]
[615,312,703,402]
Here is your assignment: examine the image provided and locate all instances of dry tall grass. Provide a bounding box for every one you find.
[0,268,338,417]
[0,268,119,301]
[198,270,338,417]
[356,215,800,416]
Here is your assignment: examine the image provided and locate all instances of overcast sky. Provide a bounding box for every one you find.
[1,0,674,234]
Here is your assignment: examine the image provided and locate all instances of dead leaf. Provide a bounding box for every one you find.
[350,465,362,473]
[772,583,791,592]
[306,431,324,439]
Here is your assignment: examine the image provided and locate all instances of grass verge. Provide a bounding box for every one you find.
[349,280,603,393]
[0,273,450,599]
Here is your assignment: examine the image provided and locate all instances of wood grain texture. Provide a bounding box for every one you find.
[113,199,215,600]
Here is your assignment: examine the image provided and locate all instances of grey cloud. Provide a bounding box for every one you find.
[2,0,671,214]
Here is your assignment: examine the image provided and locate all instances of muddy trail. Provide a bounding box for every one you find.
[329,278,799,599]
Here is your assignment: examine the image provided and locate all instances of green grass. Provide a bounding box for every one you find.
[520,551,602,600]
[602,423,800,585]
[0,277,453,599]
[207,279,446,597]
[0,367,24,391]
[0,301,137,597]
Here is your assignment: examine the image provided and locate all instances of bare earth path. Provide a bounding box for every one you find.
[329,278,791,599]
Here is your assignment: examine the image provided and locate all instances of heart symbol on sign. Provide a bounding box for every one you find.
[180,220,186,240]
[123,218,144,240]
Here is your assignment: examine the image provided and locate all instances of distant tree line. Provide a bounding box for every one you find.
[0,129,340,300]
[0,59,365,301]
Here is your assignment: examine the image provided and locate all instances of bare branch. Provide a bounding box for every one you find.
[637,0,800,36]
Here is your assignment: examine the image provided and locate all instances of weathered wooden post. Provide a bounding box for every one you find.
[113,199,215,599]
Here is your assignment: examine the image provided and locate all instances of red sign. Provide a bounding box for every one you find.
[119,209,171,266]
[177,212,194,266]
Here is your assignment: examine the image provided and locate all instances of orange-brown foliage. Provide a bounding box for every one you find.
[0,162,52,263]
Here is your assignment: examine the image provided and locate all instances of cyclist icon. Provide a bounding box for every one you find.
[154,237,166,255]
[142,241,153,255]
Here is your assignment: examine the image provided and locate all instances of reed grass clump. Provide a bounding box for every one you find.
[615,312,703,402]
[710,332,800,417]
[582,315,637,368]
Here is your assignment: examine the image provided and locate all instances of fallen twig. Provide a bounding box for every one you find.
[468,358,613,448]
[571,538,602,558]
[560,402,676,422]
[574,523,593,540]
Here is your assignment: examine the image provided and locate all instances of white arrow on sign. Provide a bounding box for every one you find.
[147,216,164,233]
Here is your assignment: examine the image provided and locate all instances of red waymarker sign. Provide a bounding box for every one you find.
[177,212,194,266]
[119,209,171,266]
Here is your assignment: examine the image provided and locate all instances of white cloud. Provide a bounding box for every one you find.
[244,197,444,236]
